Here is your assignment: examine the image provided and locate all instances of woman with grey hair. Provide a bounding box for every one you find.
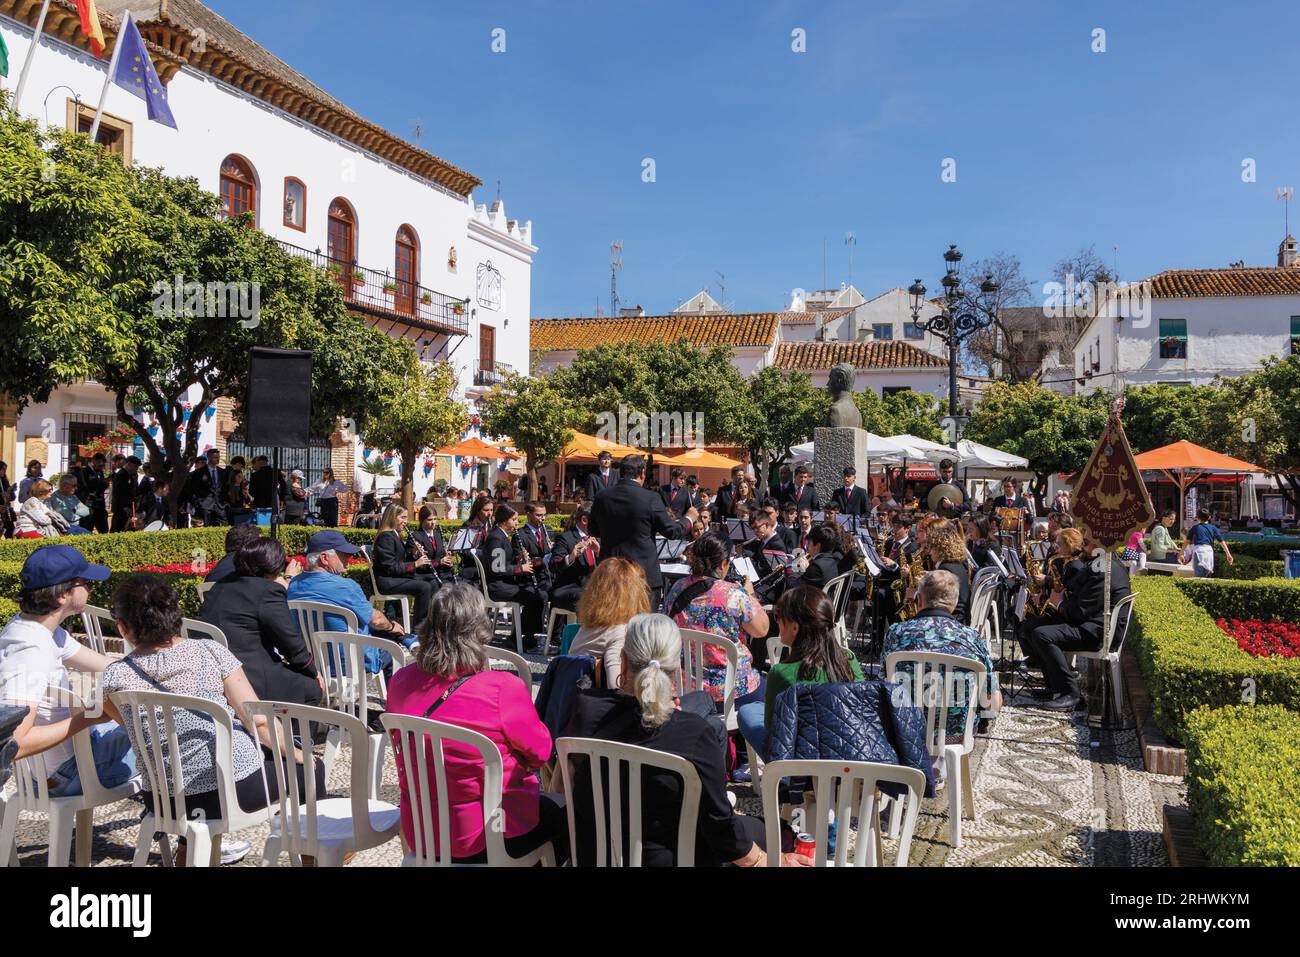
[385,583,566,863]
[563,613,810,867]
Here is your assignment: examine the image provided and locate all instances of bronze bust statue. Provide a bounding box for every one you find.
[826,362,863,428]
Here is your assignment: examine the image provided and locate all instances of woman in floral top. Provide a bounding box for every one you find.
[663,531,769,715]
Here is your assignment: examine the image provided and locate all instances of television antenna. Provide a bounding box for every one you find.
[610,241,624,315]
[1279,186,1294,235]
[845,232,857,285]
[715,271,726,309]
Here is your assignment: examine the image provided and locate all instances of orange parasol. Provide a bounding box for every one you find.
[434,436,519,459]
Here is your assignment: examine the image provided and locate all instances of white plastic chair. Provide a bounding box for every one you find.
[822,572,852,647]
[1072,592,1140,726]
[380,712,556,868]
[180,617,229,649]
[0,688,142,867]
[244,701,400,867]
[556,737,702,867]
[676,627,739,731]
[968,572,1001,658]
[79,605,120,656]
[487,647,534,699]
[360,545,413,634]
[760,759,926,866]
[884,651,987,848]
[110,689,271,867]
[544,607,577,655]
[468,551,526,655]
[309,629,407,801]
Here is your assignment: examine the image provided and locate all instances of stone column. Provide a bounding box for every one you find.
[813,426,871,506]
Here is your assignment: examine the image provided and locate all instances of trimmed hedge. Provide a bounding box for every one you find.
[1221,540,1299,561]
[1221,556,1286,580]
[1184,705,1300,866]
[1129,576,1300,743]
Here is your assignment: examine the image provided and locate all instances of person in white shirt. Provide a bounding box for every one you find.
[307,467,350,528]
[0,545,134,796]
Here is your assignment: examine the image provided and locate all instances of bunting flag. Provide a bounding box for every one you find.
[1071,403,1155,550]
[110,13,176,128]
[1,31,9,77]
[75,0,106,59]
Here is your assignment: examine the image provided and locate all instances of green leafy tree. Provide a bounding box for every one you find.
[1203,355,1300,510]
[480,372,583,503]
[965,381,1110,507]
[0,97,400,521]
[361,357,467,509]
[882,389,946,443]
[1119,383,1216,453]
[738,367,823,493]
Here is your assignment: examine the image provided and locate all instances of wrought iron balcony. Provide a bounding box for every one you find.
[474,361,514,387]
[275,239,469,336]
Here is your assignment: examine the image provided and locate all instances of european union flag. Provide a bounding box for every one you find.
[111,14,176,129]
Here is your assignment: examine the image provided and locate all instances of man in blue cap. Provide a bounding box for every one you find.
[0,545,135,797]
[286,530,417,679]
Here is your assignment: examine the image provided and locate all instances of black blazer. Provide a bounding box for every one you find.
[249,466,284,510]
[204,552,239,584]
[517,522,554,587]
[136,492,169,526]
[711,483,737,522]
[776,523,798,552]
[792,551,842,591]
[585,470,618,504]
[786,483,819,513]
[200,576,319,703]
[185,465,228,509]
[408,525,454,582]
[934,559,971,625]
[660,485,694,517]
[589,479,690,588]
[549,527,597,593]
[110,469,139,512]
[829,485,868,516]
[478,526,530,587]
[372,528,417,581]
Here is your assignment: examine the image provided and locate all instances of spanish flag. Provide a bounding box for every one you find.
[75,0,106,59]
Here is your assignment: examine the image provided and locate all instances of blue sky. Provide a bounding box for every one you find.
[210,0,1300,317]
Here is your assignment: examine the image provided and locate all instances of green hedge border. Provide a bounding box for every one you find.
[1184,704,1300,866]
[1129,576,1300,743]
[1221,556,1286,580]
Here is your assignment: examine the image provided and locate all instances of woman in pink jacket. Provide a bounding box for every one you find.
[386,584,566,862]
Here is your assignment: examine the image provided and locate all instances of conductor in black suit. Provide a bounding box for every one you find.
[829,466,869,516]
[479,504,547,651]
[589,454,696,608]
[584,450,618,503]
[185,448,229,526]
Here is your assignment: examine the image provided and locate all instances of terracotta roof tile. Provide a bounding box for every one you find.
[1143,266,1300,298]
[775,340,948,370]
[531,313,782,351]
[780,308,851,326]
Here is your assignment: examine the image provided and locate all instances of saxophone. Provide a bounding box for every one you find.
[1027,554,1065,617]
[895,550,927,621]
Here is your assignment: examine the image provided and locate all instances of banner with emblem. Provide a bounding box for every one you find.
[1071,401,1155,551]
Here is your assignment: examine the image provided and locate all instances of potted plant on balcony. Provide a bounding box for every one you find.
[420,292,433,306]
[451,300,466,316]
[352,269,366,289]
[382,280,397,297]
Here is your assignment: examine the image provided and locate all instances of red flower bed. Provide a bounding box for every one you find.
[1217,617,1300,659]
[137,554,367,576]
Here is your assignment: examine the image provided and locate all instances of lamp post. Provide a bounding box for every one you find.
[908,245,1001,448]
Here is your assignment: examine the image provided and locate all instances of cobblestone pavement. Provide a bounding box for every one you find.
[4,646,1184,867]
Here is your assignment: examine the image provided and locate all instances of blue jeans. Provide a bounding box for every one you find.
[736,701,767,762]
[62,525,91,535]
[46,723,135,797]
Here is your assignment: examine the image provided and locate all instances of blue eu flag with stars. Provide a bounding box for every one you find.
[111,15,177,129]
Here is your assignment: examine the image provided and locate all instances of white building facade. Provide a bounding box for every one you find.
[1,0,534,502]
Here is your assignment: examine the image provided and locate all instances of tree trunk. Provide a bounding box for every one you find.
[526,452,537,504]
[1032,472,1050,514]
[400,443,417,510]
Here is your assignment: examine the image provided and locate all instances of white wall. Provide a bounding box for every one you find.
[851,290,947,357]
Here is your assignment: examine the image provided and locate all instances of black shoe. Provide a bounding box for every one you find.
[1039,693,1081,712]
[1030,688,1057,700]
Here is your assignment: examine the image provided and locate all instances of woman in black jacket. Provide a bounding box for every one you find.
[408,503,456,585]
[373,504,435,628]
[925,521,972,625]
[199,537,323,706]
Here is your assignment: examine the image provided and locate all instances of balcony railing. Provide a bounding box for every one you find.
[275,239,469,336]
[474,361,514,387]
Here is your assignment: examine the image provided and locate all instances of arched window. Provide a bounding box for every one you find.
[394,225,419,314]
[327,199,357,296]
[219,155,257,221]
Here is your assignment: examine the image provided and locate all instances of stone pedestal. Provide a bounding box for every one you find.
[813,427,871,506]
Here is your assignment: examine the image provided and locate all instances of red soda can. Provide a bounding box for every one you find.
[795,833,816,859]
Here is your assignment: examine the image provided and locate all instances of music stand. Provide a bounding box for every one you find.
[726,518,756,543]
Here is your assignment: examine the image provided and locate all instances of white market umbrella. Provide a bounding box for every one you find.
[1240,474,1260,520]
[788,433,909,463]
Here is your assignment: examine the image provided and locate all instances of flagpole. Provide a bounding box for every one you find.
[12,0,52,113]
[88,11,128,141]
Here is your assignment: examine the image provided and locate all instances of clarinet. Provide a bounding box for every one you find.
[511,530,538,585]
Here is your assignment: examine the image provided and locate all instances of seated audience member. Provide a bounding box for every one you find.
[204,524,265,583]
[569,557,651,688]
[385,585,566,863]
[15,479,69,539]
[883,570,1000,755]
[1,546,134,797]
[564,613,810,867]
[736,585,863,762]
[286,530,415,676]
[372,504,436,629]
[200,537,322,706]
[102,575,323,865]
[49,474,92,535]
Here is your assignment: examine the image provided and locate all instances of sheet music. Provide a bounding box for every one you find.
[986,549,1009,576]
[659,563,691,577]
[448,528,477,551]
[731,557,759,582]
[855,532,886,576]
[1003,547,1027,578]
[655,537,687,560]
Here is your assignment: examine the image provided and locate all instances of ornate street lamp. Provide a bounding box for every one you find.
[908,245,1001,447]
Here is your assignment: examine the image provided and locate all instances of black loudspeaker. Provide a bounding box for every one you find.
[245,348,313,447]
